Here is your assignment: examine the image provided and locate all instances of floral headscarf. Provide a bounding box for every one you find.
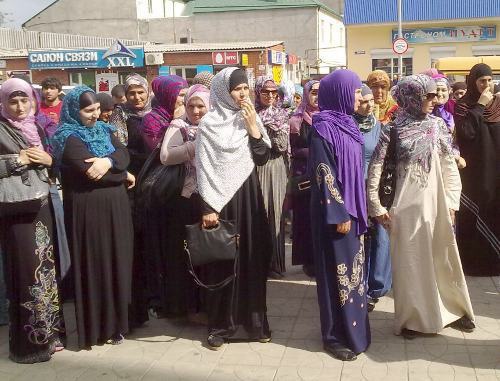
[254,76,289,132]
[367,70,396,122]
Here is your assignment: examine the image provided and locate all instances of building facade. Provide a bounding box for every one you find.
[23,0,346,76]
[344,0,500,80]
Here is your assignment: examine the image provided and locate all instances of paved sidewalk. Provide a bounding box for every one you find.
[0,242,499,380]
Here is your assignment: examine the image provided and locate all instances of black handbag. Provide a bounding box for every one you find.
[288,174,311,195]
[184,219,239,291]
[378,125,398,209]
[135,146,186,208]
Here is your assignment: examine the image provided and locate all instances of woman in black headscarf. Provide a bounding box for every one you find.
[454,63,500,276]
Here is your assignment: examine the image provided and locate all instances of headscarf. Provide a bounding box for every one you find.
[279,80,296,108]
[390,74,453,181]
[123,73,152,117]
[289,80,319,134]
[254,76,289,132]
[353,84,377,133]
[455,63,500,123]
[0,78,42,148]
[312,69,367,235]
[193,71,214,89]
[170,84,211,139]
[367,70,397,122]
[294,84,304,98]
[141,75,188,140]
[51,86,116,169]
[431,74,455,132]
[196,67,271,213]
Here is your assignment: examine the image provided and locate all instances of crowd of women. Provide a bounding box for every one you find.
[0,61,498,364]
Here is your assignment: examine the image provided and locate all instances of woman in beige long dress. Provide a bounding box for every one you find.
[367,74,475,339]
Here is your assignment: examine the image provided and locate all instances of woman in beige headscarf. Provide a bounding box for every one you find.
[366,70,397,124]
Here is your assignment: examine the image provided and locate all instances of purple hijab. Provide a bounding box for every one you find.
[312,70,367,235]
[290,80,319,134]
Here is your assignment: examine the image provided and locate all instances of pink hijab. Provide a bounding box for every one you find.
[289,80,319,134]
[0,78,42,147]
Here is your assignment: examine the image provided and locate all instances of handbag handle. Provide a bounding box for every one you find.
[184,235,240,292]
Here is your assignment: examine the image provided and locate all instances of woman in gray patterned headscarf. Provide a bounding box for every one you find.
[196,67,274,351]
[367,74,475,339]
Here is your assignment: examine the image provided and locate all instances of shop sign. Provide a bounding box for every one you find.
[28,40,144,69]
[95,72,119,95]
[391,26,496,44]
[196,65,213,74]
[0,60,6,69]
[212,52,239,65]
[268,50,285,65]
[158,65,170,76]
[287,54,298,65]
[241,54,249,67]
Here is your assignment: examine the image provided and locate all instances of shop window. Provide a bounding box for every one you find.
[170,66,197,81]
[372,58,413,78]
[70,71,96,90]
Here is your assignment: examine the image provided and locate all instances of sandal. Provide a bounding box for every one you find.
[401,328,418,340]
[323,343,357,361]
[447,316,475,333]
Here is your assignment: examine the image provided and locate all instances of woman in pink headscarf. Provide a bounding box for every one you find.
[0,78,65,363]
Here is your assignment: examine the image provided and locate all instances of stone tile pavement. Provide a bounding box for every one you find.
[0,241,499,380]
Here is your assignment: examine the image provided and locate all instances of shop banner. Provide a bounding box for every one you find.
[268,50,285,65]
[391,26,496,44]
[95,73,119,95]
[29,41,144,69]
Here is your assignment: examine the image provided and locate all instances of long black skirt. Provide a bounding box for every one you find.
[0,200,66,363]
[204,171,273,340]
[65,185,134,348]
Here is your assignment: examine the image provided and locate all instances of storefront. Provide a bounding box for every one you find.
[26,41,145,92]
[144,41,302,87]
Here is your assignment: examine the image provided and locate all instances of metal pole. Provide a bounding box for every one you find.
[398,0,403,78]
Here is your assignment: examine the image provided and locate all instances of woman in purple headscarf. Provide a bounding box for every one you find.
[254,76,290,278]
[288,80,319,276]
[367,74,475,339]
[309,70,369,361]
[141,75,188,152]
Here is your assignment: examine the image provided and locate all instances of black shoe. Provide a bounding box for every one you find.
[367,302,376,312]
[447,316,475,333]
[207,334,225,351]
[401,328,418,340]
[302,265,315,278]
[323,343,357,361]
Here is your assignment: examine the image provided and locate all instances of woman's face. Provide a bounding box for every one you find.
[475,75,493,94]
[353,88,363,113]
[79,102,101,127]
[259,87,278,107]
[5,95,31,120]
[174,88,188,119]
[126,84,148,109]
[371,84,388,104]
[421,93,438,114]
[293,93,302,105]
[186,96,207,125]
[453,89,466,100]
[230,83,250,108]
[357,93,375,116]
[308,83,320,108]
[435,84,449,105]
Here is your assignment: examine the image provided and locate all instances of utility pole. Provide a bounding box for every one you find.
[397,0,403,77]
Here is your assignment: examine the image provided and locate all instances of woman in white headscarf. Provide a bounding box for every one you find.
[196,67,273,350]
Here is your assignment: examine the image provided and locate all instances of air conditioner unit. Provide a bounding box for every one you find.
[145,53,164,66]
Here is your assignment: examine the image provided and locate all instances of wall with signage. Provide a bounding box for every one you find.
[347,20,500,79]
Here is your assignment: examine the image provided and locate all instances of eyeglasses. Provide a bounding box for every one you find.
[261,90,277,97]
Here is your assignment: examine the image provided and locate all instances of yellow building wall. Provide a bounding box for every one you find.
[347,20,500,80]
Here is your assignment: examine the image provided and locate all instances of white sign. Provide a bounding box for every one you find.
[392,38,409,55]
[0,60,6,69]
[95,72,119,95]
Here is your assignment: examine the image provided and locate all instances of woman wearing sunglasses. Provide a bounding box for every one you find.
[367,74,475,339]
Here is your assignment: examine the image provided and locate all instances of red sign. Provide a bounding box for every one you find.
[392,38,409,55]
[212,51,239,65]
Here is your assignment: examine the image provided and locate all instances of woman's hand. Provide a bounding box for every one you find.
[125,172,135,189]
[202,212,219,229]
[336,220,351,234]
[25,147,53,167]
[85,157,112,181]
[18,149,31,166]
[375,213,392,231]
[456,156,466,169]
[241,100,261,139]
[478,87,494,107]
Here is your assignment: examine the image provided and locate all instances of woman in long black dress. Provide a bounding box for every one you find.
[0,78,65,363]
[454,63,500,276]
[196,68,273,350]
[52,86,135,348]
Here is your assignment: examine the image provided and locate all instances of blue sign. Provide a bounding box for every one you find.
[196,65,213,74]
[158,65,170,76]
[391,26,496,44]
[28,41,144,69]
